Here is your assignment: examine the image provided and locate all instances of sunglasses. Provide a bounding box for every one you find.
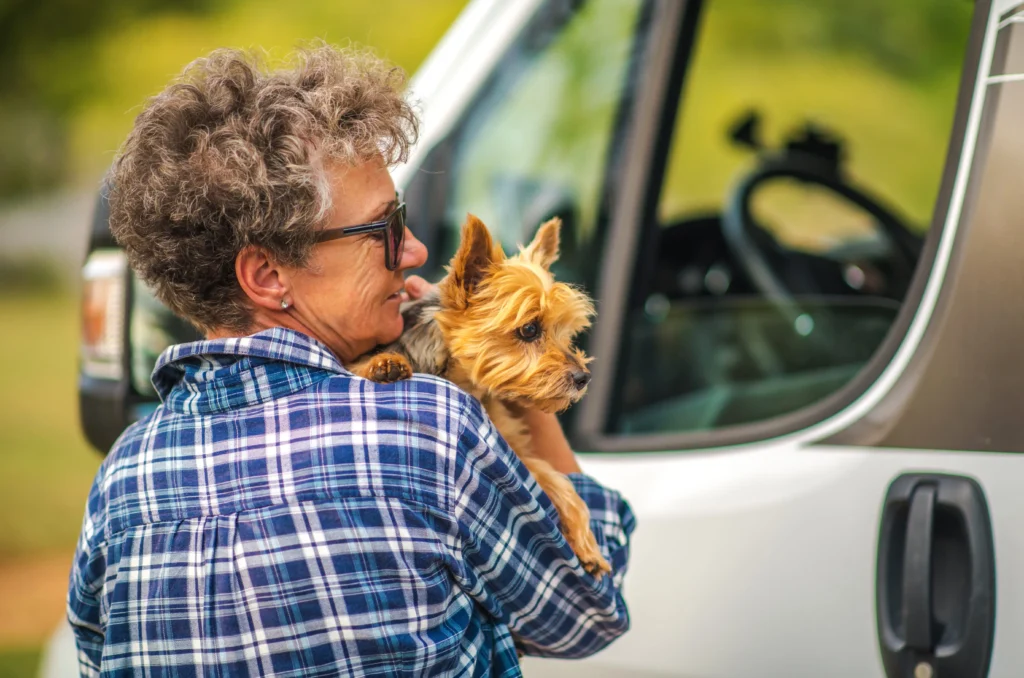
[315,193,407,271]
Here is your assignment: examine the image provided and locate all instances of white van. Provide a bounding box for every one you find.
[67,0,1024,676]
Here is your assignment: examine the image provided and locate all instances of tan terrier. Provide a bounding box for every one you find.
[347,214,610,577]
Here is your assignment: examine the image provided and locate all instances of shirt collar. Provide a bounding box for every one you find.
[152,327,349,414]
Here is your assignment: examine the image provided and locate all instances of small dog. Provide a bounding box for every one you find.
[348,214,610,577]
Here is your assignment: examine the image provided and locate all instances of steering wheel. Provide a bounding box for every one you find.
[721,115,921,315]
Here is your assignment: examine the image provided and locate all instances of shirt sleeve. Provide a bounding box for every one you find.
[449,395,636,659]
[67,491,106,677]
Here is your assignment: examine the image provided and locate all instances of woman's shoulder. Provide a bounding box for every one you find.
[323,370,471,398]
[316,372,483,429]
[95,374,485,534]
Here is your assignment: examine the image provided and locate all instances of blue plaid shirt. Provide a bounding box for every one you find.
[68,328,634,677]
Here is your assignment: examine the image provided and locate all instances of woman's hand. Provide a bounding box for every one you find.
[404,275,583,475]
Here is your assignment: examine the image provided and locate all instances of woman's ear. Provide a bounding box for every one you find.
[235,246,290,311]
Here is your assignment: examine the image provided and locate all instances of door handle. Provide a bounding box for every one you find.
[903,484,935,652]
[877,473,995,678]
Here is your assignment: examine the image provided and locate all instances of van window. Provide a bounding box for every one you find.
[609,0,973,434]
[432,0,648,289]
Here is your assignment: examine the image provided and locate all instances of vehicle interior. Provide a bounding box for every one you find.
[614,109,918,433]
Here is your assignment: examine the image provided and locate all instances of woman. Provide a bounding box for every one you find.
[68,45,634,677]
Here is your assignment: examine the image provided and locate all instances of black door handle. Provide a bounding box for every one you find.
[877,473,996,678]
[903,484,935,652]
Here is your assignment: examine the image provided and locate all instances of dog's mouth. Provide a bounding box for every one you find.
[506,390,581,414]
[565,387,587,407]
[481,365,592,414]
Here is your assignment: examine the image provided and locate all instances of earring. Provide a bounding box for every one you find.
[281,299,289,310]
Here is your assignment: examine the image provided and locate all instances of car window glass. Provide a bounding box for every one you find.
[437,0,646,288]
[610,0,973,435]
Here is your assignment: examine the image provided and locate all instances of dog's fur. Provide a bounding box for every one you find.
[347,215,610,576]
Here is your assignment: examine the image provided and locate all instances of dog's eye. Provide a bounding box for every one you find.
[517,322,541,342]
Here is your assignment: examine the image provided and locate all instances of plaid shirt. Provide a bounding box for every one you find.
[68,328,634,677]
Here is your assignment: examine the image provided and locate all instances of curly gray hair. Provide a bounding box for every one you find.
[108,43,419,333]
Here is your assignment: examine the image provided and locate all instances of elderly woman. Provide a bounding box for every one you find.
[68,45,634,677]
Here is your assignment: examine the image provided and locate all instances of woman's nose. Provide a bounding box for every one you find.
[399,227,428,271]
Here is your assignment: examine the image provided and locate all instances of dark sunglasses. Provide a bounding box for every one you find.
[315,194,406,271]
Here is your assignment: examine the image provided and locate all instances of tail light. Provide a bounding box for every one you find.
[81,249,127,380]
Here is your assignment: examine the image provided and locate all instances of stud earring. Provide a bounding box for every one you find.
[281,299,289,310]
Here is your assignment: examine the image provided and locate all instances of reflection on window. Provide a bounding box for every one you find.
[442,0,645,287]
[611,0,973,436]
[750,179,884,256]
[660,0,972,231]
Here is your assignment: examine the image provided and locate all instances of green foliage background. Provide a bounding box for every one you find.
[0,0,468,199]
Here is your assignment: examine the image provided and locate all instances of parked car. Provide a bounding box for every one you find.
[58,0,1024,675]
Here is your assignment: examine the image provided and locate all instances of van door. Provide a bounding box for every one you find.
[524,0,1024,676]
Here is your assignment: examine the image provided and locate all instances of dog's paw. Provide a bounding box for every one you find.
[572,532,612,579]
[364,354,413,383]
[561,498,612,579]
[519,455,612,580]
[582,554,612,578]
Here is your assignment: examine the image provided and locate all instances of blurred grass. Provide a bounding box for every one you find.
[0,289,101,558]
[0,287,96,668]
[0,648,40,678]
[0,259,65,296]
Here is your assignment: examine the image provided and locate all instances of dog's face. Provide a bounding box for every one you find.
[436,215,595,413]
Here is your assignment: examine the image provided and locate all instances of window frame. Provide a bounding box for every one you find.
[570,0,991,453]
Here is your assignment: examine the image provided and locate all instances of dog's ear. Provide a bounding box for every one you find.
[441,214,504,307]
[523,217,561,269]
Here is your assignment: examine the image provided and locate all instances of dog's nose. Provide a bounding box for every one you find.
[571,369,591,390]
